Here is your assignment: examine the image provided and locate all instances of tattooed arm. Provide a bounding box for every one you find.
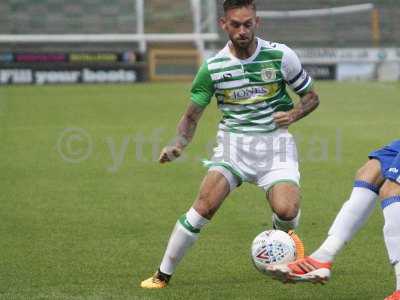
[273,90,320,128]
[159,102,205,164]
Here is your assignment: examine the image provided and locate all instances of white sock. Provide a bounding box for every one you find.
[272,210,301,232]
[395,262,400,291]
[312,182,378,262]
[382,197,400,274]
[159,208,209,275]
[311,235,345,262]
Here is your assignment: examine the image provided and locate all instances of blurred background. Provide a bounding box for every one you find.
[0,0,399,84]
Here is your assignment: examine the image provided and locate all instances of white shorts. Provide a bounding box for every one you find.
[203,129,300,192]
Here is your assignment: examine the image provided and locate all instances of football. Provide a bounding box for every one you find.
[251,230,297,275]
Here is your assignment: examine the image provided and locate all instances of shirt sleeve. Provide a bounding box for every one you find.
[190,62,215,107]
[281,45,314,96]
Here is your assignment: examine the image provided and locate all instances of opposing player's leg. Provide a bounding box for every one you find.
[311,159,383,262]
[380,156,400,299]
[268,159,383,283]
[140,167,237,288]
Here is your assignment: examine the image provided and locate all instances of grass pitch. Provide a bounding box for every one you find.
[0,81,399,299]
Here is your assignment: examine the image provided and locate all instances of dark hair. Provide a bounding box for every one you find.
[223,0,256,12]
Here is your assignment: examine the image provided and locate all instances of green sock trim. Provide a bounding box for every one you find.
[178,215,200,234]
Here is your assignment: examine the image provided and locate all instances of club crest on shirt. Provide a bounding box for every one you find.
[261,68,276,82]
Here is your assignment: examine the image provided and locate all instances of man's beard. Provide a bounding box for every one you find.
[231,34,254,50]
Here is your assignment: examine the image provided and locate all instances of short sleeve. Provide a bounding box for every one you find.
[190,62,215,107]
[281,45,314,96]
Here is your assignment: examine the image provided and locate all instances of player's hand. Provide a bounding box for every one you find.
[159,146,182,164]
[273,111,295,128]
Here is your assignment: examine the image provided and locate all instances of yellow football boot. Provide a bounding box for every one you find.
[140,271,170,289]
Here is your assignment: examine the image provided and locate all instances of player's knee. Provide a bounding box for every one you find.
[194,192,217,219]
[379,180,400,199]
[355,160,382,186]
[355,165,368,179]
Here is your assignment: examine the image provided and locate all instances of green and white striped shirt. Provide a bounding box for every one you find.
[191,37,313,133]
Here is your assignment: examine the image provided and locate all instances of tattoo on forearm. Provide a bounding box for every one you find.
[174,103,204,149]
[292,90,319,122]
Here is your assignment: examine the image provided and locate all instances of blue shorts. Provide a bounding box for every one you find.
[369,140,400,183]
